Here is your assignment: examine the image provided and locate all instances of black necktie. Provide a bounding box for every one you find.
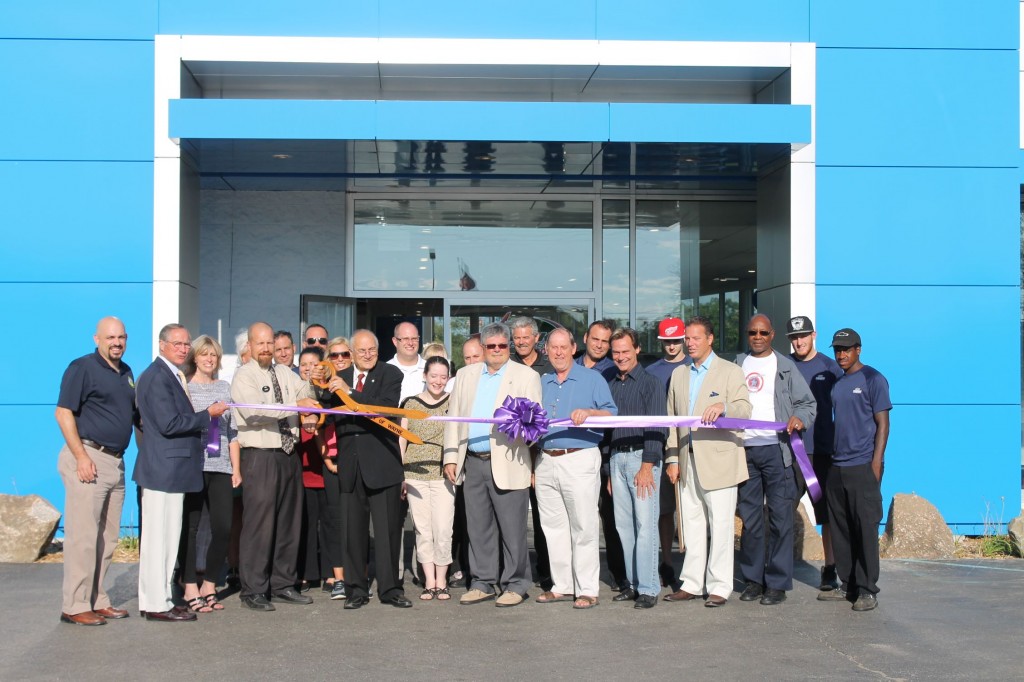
[268,367,296,454]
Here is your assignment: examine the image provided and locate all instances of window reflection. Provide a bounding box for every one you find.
[354,200,592,292]
[602,200,629,324]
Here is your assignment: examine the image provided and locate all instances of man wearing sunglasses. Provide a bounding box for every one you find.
[443,322,542,608]
[303,324,329,352]
[733,314,815,606]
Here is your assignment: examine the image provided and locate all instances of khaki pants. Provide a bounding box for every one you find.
[58,445,125,615]
[405,478,456,566]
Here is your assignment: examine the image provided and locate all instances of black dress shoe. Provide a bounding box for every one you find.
[613,588,638,602]
[241,594,276,611]
[381,594,413,609]
[633,594,658,609]
[704,595,727,608]
[344,596,370,610]
[760,588,786,606]
[739,582,764,602]
[144,607,197,622]
[272,587,313,605]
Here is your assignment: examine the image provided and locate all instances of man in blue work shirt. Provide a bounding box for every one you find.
[818,328,891,612]
[534,328,617,609]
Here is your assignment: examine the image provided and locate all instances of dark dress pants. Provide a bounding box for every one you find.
[826,462,882,596]
[737,444,796,591]
[300,487,330,582]
[341,461,404,600]
[529,486,551,582]
[239,448,303,597]
[179,471,233,584]
[599,466,627,586]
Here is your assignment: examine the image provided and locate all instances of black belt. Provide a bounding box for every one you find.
[543,447,585,457]
[467,451,491,460]
[80,439,124,458]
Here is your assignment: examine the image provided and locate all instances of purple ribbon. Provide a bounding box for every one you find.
[225,400,822,502]
[493,396,549,445]
[206,414,221,457]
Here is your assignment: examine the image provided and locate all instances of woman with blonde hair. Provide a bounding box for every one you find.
[179,335,240,612]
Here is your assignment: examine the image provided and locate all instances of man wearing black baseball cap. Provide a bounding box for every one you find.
[818,328,891,612]
[787,316,844,592]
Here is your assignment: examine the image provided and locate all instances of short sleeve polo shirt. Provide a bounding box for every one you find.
[831,365,892,467]
[57,351,138,452]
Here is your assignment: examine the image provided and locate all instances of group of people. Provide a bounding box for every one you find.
[56,310,890,626]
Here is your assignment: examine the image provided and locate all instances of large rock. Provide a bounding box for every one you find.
[794,505,825,561]
[879,493,955,559]
[0,494,61,562]
[1008,515,1024,557]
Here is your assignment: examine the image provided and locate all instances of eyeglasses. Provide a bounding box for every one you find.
[747,330,772,337]
[163,340,191,349]
[306,337,328,345]
[485,343,509,350]
[328,351,351,359]
[354,348,378,356]
[395,336,420,343]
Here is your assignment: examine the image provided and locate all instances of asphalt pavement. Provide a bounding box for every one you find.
[2,555,1022,681]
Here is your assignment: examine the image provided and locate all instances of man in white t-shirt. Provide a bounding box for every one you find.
[387,321,426,401]
[734,314,815,606]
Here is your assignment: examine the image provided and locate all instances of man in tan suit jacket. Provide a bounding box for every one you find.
[443,322,542,607]
[663,316,751,607]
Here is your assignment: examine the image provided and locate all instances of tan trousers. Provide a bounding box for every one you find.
[404,478,456,566]
[58,445,125,615]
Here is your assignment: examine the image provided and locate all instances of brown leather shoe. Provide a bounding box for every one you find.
[663,589,701,602]
[94,606,129,619]
[144,607,197,622]
[60,611,106,626]
[705,594,727,608]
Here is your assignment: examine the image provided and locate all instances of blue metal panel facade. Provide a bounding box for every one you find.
[0,1,1019,530]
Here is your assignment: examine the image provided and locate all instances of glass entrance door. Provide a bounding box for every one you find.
[447,301,593,367]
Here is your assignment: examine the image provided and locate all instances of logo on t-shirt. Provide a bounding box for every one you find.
[745,372,764,393]
[853,387,863,394]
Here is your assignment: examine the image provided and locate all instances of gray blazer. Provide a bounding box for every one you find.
[735,350,816,467]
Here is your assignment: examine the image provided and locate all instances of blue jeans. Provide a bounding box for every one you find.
[610,449,661,596]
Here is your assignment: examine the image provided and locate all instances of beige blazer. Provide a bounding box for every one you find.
[665,355,752,491]
[442,361,542,491]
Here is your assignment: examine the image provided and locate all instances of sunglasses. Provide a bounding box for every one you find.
[485,343,509,350]
[747,330,772,337]
[306,337,328,345]
[328,351,351,359]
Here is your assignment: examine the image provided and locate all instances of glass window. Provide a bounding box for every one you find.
[601,200,630,325]
[354,199,592,292]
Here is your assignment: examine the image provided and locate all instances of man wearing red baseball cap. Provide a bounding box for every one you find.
[646,317,691,591]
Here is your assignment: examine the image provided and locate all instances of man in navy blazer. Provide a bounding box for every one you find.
[133,323,227,622]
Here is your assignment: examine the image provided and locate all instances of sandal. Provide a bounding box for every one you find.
[573,595,599,609]
[434,587,451,601]
[419,588,435,601]
[187,596,213,613]
[203,593,224,611]
[535,591,573,603]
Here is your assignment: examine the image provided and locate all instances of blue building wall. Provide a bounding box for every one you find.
[1,1,1019,530]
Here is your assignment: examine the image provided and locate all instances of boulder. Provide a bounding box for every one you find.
[0,494,61,562]
[794,505,825,561]
[879,493,955,559]
[1008,515,1024,557]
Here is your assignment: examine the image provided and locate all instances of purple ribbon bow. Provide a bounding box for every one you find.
[493,396,550,445]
